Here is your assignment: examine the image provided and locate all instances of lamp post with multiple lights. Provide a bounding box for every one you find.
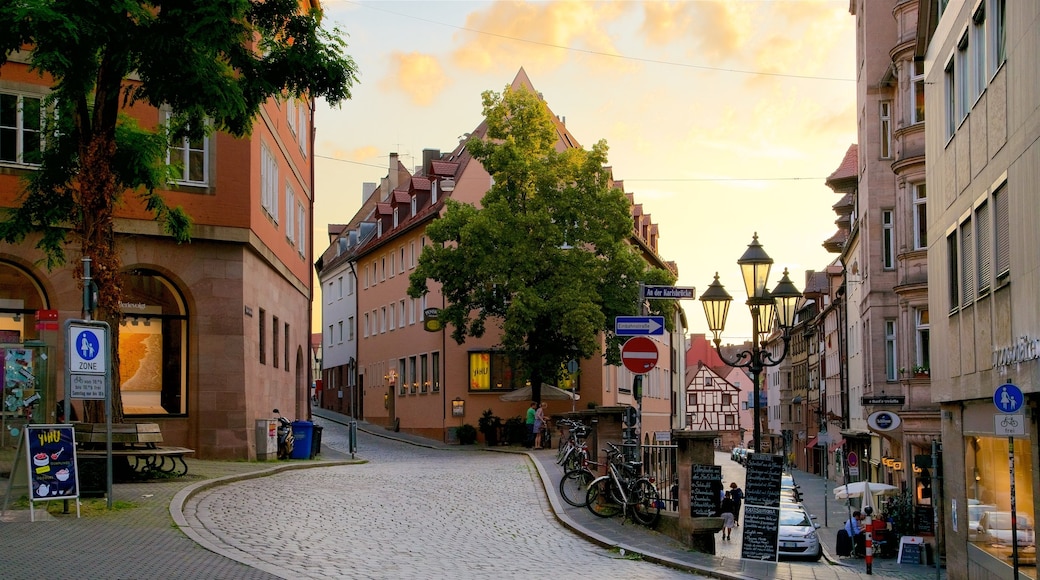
[699,233,802,453]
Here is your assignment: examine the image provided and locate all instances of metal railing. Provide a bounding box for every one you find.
[640,435,679,513]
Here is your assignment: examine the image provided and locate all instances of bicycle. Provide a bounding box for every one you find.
[585,443,661,527]
[559,455,601,508]
[555,419,590,472]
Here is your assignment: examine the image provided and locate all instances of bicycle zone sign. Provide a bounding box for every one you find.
[994,382,1025,436]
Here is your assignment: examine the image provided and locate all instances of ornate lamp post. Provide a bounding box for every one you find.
[699,233,802,453]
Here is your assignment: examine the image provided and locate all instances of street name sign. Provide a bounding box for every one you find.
[642,285,696,299]
[615,316,665,336]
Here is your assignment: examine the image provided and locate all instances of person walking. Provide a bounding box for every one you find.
[533,402,547,449]
[525,402,538,448]
[728,482,744,525]
[719,491,736,540]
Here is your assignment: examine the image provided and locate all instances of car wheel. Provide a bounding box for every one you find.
[811,546,823,562]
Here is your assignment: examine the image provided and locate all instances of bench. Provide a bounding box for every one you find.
[74,423,195,477]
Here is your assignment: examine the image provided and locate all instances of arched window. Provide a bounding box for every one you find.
[119,269,188,416]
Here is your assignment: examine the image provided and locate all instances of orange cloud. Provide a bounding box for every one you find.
[640,1,750,61]
[451,0,628,73]
[379,52,448,106]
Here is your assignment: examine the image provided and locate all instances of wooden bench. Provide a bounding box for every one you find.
[74,423,195,476]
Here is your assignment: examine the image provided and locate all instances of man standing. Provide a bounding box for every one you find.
[525,402,538,448]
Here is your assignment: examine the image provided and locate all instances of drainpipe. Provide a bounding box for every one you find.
[306,96,316,421]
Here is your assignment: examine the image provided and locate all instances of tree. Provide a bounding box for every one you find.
[0,0,359,422]
[408,85,676,403]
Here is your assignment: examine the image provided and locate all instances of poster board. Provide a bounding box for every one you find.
[3,424,81,521]
[690,463,722,517]
[740,453,784,561]
[898,536,927,564]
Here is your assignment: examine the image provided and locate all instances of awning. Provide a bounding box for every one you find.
[805,436,819,449]
[829,437,846,452]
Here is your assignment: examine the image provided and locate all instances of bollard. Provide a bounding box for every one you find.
[864,509,873,574]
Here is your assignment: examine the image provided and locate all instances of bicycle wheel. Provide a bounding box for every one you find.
[630,479,662,527]
[586,479,622,518]
[562,447,585,473]
[559,468,594,507]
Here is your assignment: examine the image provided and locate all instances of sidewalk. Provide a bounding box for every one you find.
[315,409,947,580]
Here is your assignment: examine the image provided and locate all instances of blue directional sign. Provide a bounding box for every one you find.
[615,316,665,336]
[994,383,1024,413]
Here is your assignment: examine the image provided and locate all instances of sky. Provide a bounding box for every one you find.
[310,0,857,343]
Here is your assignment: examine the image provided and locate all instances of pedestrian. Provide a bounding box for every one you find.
[719,491,736,540]
[534,402,547,449]
[729,482,744,525]
[525,402,538,448]
[844,510,865,556]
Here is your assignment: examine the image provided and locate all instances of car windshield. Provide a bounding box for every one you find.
[780,510,811,527]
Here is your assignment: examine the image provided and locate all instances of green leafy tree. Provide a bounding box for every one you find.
[409,85,675,402]
[0,0,358,421]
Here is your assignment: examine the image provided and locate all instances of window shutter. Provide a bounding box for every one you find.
[976,201,991,293]
[994,185,1010,277]
[961,219,974,306]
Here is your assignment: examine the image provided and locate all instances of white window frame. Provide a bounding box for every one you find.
[915,308,930,369]
[298,101,308,157]
[164,111,209,185]
[348,316,354,341]
[393,207,399,228]
[399,299,405,327]
[957,32,970,121]
[337,321,343,344]
[285,183,295,243]
[297,200,306,258]
[976,200,991,295]
[882,209,895,269]
[879,101,892,159]
[261,142,279,222]
[337,276,343,300]
[389,303,396,331]
[411,195,417,217]
[972,4,987,100]
[363,313,369,338]
[945,58,957,139]
[381,307,387,333]
[994,182,1009,280]
[960,217,974,307]
[0,91,44,166]
[990,0,1006,76]
[913,184,927,250]
[410,241,416,268]
[884,319,897,381]
[327,324,334,346]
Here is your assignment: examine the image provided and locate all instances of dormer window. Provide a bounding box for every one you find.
[411,195,417,217]
[393,207,399,228]
[431,180,438,204]
[377,220,383,237]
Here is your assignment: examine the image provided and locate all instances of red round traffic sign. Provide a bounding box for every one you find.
[621,336,659,374]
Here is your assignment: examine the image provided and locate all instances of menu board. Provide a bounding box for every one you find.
[915,505,934,534]
[743,452,784,507]
[740,504,780,561]
[24,424,79,501]
[690,463,722,517]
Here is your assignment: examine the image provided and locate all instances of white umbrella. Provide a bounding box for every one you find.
[833,481,898,499]
[862,480,877,515]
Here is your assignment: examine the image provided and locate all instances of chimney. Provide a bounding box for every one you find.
[362,182,377,203]
[388,152,399,193]
[422,149,440,176]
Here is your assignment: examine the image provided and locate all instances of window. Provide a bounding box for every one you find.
[259,308,266,364]
[298,102,308,157]
[284,323,289,371]
[688,393,698,406]
[327,324,333,346]
[947,232,959,309]
[393,207,399,228]
[884,319,896,381]
[913,184,927,250]
[994,183,1009,280]
[915,308,930,369]
[410,241,416,268]
[409,356,417,394]
[432,352,440,392]
[966,434,1033,562]
[0,92,43,165]
[945,59,957,138]
[399,299,405,327]
[725,414,735,427]
[722,394,733,406]
[976,201,991,295]
[399,358,407,395]
[705,377,713,387]
[363,313,369,337]
[400,247,405,273]
[381,257,386,281]
[285,184,295,243]
[337,321,343,344]
[960,217,974,307]
[297,201,306,258]
[337,276,343,300]
[261,143,279,222]
[388,303,395,330]
[991,0,1006,72]
[420,354,428,393]
[911,59,926,124]
[972,5,987,99]
[431,181,438,204]
[957,33,970,120]
[164,112,207,184]
[879,101,892,159]
[411,195,417,216]
[347,316,354,341]
[272,316,279,368]
[468,351,523,391]
[389,252,395,278]
[286,98,297,136]
[381,306,387,333]
[882,210,895,269]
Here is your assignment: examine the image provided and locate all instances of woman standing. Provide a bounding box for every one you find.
[534,402,547,449]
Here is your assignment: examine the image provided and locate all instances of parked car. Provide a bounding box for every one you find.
[778,506,823,561]
[731,446,745,462]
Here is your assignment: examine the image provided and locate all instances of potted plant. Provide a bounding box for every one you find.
[912,365,930,377]
[478,409,502,446]
[457,423,478,445]
[504,416,526,445]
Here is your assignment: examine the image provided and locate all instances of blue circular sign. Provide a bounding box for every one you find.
[876,413,893,429]
[75,331,100,361]
[994,383,1024,413]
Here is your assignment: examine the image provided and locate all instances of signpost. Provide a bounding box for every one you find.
[614,316,665,336]
[621,337,659,374]
[642,285,696,299]
[847,451,859,478]
[64,319,113,507]
[994,382,1024,578]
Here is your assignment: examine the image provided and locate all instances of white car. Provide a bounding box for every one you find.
[778,506,823,561]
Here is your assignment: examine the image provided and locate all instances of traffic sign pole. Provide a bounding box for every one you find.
[995,382,1023,578]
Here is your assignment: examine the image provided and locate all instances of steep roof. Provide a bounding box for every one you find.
[826,144,858,192]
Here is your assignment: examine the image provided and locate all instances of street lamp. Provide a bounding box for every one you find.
[699,233,802,453]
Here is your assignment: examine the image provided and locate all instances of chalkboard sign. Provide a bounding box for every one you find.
[898,537,927,565]
[915,505,934,534]
[740,504,780,561]
[690,463,722,517]
[743,453,784,508]
[24,424,80,502]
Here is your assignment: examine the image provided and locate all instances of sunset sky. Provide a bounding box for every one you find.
[311,0,857,342]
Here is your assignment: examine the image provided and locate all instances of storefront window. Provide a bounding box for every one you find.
[966,435,1036,575]
[468,351,522,392]
[119,269,188,416]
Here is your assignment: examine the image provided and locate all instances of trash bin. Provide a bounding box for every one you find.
[310,424,323,459]
[290,420,313,459]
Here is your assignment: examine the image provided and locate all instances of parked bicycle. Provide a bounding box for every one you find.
[555,419,590,472]
[559,454,601,508]
[585,442,661,527]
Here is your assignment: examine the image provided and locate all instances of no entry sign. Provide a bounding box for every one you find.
[621,336,659,374]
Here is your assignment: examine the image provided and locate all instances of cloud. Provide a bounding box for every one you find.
[451,0,628,73]
[639,1,751,62]
[379,52,449,106]
[348,145,381,162]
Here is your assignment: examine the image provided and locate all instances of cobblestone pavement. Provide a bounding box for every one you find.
[181,419,695,579]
